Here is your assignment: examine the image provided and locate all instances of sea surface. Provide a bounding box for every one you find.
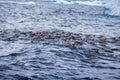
[0,0,120,80]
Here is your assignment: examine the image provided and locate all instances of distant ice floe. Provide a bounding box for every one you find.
[0,1,36,5]
[56,0,120,16]
[104,0,120,16]
[56,0,105,6]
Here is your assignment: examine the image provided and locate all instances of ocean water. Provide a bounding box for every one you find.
[0,0,120,80]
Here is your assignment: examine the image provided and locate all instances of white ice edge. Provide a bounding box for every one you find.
[56,0,120,16]
[56,0,105,6]
[0,1,36,5]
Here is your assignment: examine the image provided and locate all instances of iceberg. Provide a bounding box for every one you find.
[0,1,36,5]
[104,0,120,16]
[55,0,120,16]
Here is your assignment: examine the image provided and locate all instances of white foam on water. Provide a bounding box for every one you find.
[0,1,36,5]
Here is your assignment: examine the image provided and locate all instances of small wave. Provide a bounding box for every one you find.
[0,1,36,5]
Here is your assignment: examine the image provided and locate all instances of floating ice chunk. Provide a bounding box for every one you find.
[56,0,120,16]
[104,0,120,16]
[17,1,36,5]
[0,1,36,5]
[56,0,105,6]
[56,0,73,4]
